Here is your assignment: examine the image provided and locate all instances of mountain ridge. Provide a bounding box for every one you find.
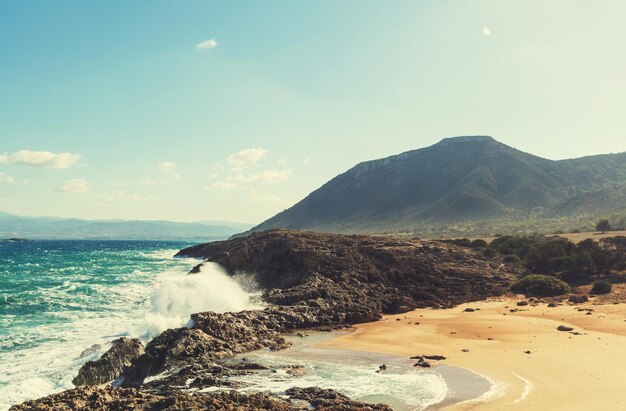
[0,212,253,240]
[241,136,626,236]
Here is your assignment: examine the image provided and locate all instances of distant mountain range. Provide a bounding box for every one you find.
[242,136,626,235]
[0,212,253,240]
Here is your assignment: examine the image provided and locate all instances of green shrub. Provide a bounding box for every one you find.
[511,275,571,297]
[503,254,521,264]
[590,280,612,295]
[483,248,497,258]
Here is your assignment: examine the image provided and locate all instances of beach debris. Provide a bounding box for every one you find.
[462,349,470,352]
[524,350,531,354]
[463,308,476,312]
[557,325,574,332]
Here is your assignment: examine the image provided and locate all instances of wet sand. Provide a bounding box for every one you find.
[318,297,626,410]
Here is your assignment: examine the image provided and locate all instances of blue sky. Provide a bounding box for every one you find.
[1,1,625,223]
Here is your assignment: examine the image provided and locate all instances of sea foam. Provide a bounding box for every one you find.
[137,262,261,340]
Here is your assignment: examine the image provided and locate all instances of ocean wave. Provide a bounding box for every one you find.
[136,262,262,340]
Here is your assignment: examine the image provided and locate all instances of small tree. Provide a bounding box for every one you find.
[596,219,611,234]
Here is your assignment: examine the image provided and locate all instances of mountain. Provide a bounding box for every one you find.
[243,136,626,235]
[0,212,253,240]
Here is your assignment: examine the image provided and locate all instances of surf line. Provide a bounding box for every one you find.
[510,371,534,404]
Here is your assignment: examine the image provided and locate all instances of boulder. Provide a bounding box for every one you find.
[73,337,144,386]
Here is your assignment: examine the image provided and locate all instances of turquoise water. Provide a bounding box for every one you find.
[0,240,199,410]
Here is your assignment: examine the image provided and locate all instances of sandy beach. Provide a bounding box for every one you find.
[318,295,626,410]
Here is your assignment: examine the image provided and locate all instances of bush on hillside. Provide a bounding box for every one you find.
[470,239,488,248]
[511,275,571,297]
[590,280,612,295]
[483,248,497,258]
[503,254,521,264]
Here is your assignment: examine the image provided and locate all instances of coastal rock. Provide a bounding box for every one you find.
[9,386,297,411]
[286,387,393,410]
[73,337,144,386]
[177,229,522,311]
[557,325,574,332]
[569,295,589,304]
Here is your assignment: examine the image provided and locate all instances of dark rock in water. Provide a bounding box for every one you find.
[286,386,393,410]
[73,337,144,386]
[557,325,574,332]
[569,295,588,304]
[414,361,431,368]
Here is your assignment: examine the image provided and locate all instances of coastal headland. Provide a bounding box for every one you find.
[11,229,626,410]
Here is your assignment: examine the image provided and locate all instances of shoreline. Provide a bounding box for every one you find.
[316,297,626,410]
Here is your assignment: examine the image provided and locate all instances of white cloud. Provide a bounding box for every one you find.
[277,158,287,164]
[211,181,237,191]
[0,172,14,184]
[208,172,219,180]
[196,38,218,50]
[483,26,492,37]
[0,150,81,169]
[301,158,311,165]
[227,148,267,168]
[55,179,89,194]
[227,169,291,184]
[163,173,180,183]
[157,161,176,173]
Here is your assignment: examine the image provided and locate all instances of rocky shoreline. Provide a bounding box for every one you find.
[12,229,524,410]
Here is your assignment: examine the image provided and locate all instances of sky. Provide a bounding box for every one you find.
[1,0,625,224]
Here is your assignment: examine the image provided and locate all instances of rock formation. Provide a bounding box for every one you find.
[14,229,525,410]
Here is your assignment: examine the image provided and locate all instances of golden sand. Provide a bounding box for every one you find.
[318,297,626,410]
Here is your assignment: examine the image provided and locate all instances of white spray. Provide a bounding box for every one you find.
[138,262,261,340]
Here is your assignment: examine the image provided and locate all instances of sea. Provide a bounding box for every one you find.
[0,240,487,410]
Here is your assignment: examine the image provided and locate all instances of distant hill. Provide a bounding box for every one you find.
[0,212,253,240]
[242,136,626,235]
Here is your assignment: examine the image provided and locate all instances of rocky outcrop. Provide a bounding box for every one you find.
[177,229,521,310]
[73,337,144,386]
[11,385,393,410]
[286,387,393,410]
